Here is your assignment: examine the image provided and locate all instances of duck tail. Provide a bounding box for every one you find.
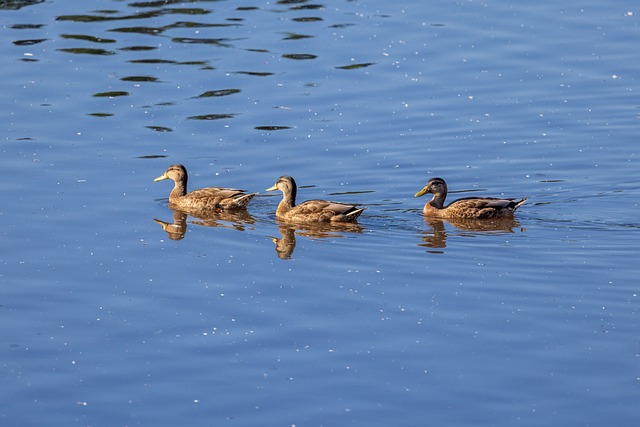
[234,192,257,207]
[513,198,528,211]
[346,207,366,221]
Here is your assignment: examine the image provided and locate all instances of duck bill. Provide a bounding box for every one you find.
[153,174,169,182]
[414,187,429,197]
[265,184,278,192]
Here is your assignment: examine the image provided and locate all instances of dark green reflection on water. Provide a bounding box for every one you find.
[136,155,168,159]
[146,126,173,132]
[193,89,241,98]
[188,114,237,120]
[56,7,210,23]
[58,47,116,55]
[165,21,240,29]
[13,38,47,46]
[109,26,165,35]
[163,8,210,16]
[118,45,158,51]
[282,53,317,60]
[120,76,161,82]
[130,0,184,6]
[127,58,177,64]
[56,11,162,23]
[60,34,116,43]
[233,71,275,76]
[281,32,313,40]
[255,126,291,131]
[10,23,45,29]
[0,0,44,10]
[336,62,376,70]
[289,4,325,11]
[171,37,235,47]
[126,59,212,68]
[292,17,322,22]
[93,91,129,97]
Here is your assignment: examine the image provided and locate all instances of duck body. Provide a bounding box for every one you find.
[415,177,527,219]
[154,164,256,210]
[266,176,365,223]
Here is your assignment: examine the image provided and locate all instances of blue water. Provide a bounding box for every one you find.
[1,0,639,426]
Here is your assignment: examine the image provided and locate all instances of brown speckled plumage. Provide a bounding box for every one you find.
[266,175,365,223]
[154,164,256,210]
[414,177,527,219]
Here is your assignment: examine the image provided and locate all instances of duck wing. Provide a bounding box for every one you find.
[447,197,527,218]
[295,199,361,215]
[187,187,247,199]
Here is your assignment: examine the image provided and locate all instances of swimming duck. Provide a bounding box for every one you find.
[266,175,365,223]
[154,164,256,210]
[414,177,527,219]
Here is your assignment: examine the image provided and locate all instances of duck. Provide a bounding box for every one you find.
[266,175,365,223]
[414,177,527,219]
[154,164,256,210]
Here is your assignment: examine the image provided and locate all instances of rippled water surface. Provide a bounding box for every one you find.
[2,0,639,426]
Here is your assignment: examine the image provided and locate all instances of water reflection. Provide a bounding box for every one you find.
[7,0,366,130]
[56,6,212,25]
[153,207,363,258]
[153,207,255,241]
[0,0,44,10]
[154,210,187,240]
[269,222,364,260]
[418,216,525,250]
[269,225,296,259]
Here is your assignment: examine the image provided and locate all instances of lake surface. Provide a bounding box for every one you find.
[1,0,638,426]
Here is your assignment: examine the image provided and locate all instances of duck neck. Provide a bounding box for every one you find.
[170,177,187,199]
[277,186,296,213]
[429,192,446,209]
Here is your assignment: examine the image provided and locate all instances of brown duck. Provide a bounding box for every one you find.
[154,164,256,210]
[266,175,365,223]
[415,177,527,219]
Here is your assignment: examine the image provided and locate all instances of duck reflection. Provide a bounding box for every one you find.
[153,207,255,240]
[154,210,188,240]
[418,216,524,250]
[269,222,364,260]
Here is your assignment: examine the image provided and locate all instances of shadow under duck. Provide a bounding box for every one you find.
[415,177,527,219]
[266,175,365,223]
[154,164,256,210]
